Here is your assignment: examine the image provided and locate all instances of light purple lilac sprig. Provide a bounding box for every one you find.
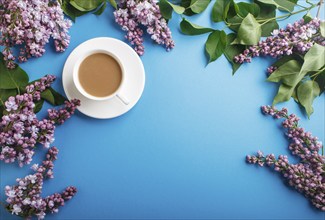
[4,147,77,219]
[0,75,80,167]
[234,18,325,64]
[0,0,72,68]
[113,0,175,55]
[247,105,325,211]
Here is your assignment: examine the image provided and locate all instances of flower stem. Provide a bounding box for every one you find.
[227,3,318,26]
[316,0,324,18]
[310,66,325,78]
[260,4,318,26]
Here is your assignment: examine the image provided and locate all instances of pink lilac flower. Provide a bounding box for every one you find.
[113,0,175,55]
[247,106,325,211]
[0,75,80,167]
[234,18,325,64]
[0,0,72,68]
[4,147,77,219]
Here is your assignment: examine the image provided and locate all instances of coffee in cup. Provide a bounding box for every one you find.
[73,50,129,105]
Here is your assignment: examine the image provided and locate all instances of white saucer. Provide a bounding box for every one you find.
[62,37,145,119]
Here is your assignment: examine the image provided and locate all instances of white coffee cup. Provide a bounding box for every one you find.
[72,49,129,105]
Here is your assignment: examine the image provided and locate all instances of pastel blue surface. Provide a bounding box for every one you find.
[1,2,325,220]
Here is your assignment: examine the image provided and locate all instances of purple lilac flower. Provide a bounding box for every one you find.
[113,0,175,55]
[0,0,72,68]
[0,75,80,167]
[4,147,77,219]
[247,106,325,211]
[234,18,325,64]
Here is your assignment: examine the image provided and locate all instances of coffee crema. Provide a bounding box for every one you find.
[78,53,122,97]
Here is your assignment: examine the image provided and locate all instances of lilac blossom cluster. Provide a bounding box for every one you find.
[247,106,325,211]
[234,18,325,65]
[0,75,80,167]
[0,0,72,68]
[4,147,77,219]
[113,0,175,55]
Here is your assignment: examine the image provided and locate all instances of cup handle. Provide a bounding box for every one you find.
[116,93,129,105]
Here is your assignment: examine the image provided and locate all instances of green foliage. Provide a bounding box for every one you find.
[69,0,103,11]
[0,55,29,90]
[160,0,324,117]
[211,0,231,22]
[162,0,287,70]
[315,69,325,94]
[269,44,325,117]
[224,34,245,75]
[0,89,17,107]
[159,0,185,19]
[94,1,107,15]
[60,0,116,21]
[267,60,302,86]
[236,2,260,17]
[297,80,320,117]
[256,0,297,12]
[205,30,227,64]
[0,55,67,115]
[320,21,325,37]
[273,84,294,105]
[232,14,261,45]
[180,18,214,35]
[188,0,211,14]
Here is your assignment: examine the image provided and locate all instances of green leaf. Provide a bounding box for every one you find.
[40,87,67,106]
[292,86,299,102]
[239,1,277,37]
[261,19,279,36]
[273,84,294,105]
[41,89,56,105]
[232,14,261,45]
[227,15,242,32]
[159,0,185,20]
[255,0,276,19]
[300,44,325,77]
[40,87,66,106]
[211,0,231,22]
[224,33,245,74]
[94,1,106,15]
[180,18,214,35]
[274,0,296,11]
[303,13,313,23]
[167,1,185,14]
[267,60,302,86]
[69,0,103,11]
[48,88,67,105]
[0,89,17,107]
[256,0,296,12]
[180,0,196,16]
[314,70,325,95]
[61,0,88,21]
[108,0,117,9]
[320,21,325,37]
[188,0,211,14]
[34,100,44,113]
[236,2,260,18]
[0,54,29,90]
[205,30,227,64]
[270,54,304,68]
[297,80,320,117]
[0,106,4,118]
[225,0,239,19]
[272,44,325,106]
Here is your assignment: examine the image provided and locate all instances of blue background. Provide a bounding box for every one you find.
[1,1,325,219]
